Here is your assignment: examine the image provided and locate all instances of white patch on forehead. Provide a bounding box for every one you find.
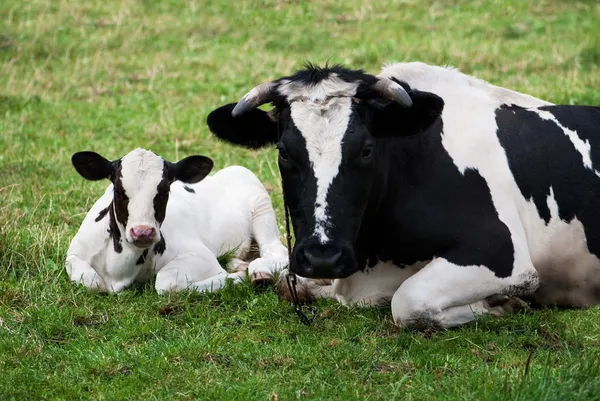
[290,96,354,244]
[120,148,165,229]
[530,108,600,177]
[277,74,360,102]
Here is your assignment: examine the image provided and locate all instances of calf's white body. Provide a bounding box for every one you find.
[66,152,288,293]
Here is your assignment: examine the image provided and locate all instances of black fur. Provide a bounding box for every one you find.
[183,185,195,193]
[153,234,166,256]
[207,103,278,149]
[136,249,149,265]
[496,104,600,259]
[107,203,122,253]
[95,207,109,222]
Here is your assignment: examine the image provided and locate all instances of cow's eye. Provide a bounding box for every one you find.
[278,144,289,162]
[361,145,374,160]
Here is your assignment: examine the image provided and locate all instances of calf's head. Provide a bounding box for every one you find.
[72,148,213,249]
[207,65,443,279]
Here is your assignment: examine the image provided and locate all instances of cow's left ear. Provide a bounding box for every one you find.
[367,90,444,137]
[72,151,116,181]
[207,103,279,149]
[167,155,214,184]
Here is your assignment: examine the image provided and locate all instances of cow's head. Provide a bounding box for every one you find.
[72,148,213,249]
[207,65,443,279]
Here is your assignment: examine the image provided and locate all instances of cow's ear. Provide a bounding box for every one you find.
[207,103,278,149]
[72,151,116,181]
[368,90,444,137]
[167,155,213,184]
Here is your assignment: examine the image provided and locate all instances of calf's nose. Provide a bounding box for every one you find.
[130,225,156,240]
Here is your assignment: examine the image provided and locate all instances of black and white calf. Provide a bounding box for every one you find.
[66,148,288,293]
[207,61,600,329]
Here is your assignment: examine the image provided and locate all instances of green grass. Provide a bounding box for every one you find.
[1,0,600,399]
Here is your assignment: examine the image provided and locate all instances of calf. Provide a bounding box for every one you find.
[66,148,288,293]
[207,62,600,329]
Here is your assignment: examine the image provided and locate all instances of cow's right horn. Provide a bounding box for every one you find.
[370,79,413,108]
[231,82,277,118]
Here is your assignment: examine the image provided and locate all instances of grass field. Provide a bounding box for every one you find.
[1,0,600,399]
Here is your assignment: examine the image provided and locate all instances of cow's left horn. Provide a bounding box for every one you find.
[370,79,413,108]
[231,82,277,118]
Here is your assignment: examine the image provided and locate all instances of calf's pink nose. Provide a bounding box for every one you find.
[130,226,156,240]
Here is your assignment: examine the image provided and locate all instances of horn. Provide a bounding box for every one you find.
[370,79,413,108]
[231,81,277,118]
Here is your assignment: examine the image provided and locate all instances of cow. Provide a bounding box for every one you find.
[206,61,600,329]
[65,148,288,294]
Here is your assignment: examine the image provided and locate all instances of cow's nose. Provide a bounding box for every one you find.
[303,248,343,271]
[130,226,156,241]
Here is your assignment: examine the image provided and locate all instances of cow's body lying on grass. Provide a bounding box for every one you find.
[66,148,288,293]
[208,61,600,329]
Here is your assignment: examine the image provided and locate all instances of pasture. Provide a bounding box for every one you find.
[1,0,600,399]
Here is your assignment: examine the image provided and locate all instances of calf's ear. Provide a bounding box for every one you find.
[168,155,214,184]
[368,90,444,137]
[207,103,278,149]
[72,151,115,181]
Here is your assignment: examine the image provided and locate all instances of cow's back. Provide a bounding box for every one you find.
[159,166,270,262]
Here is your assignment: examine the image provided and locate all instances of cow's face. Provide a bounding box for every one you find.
[207,65,443,279]
[72,148,213,249]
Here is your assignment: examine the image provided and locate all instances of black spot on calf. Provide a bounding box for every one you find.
[95,206,109,222]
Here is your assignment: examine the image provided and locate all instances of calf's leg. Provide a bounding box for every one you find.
[247,192,289,285]
[65,255,107,291]
[155,247,245,294]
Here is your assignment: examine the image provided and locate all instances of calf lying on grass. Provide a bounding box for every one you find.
[66,148,288,293]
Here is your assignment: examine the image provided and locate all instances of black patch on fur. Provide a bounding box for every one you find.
[361,118,515,278]
[112,164,129,228]
[153,234,166,255]
[154,164,170,224]
[107,203,123,253]
[136,249,149,265]
[95,207,109,222]
[183,185,195,193]
[496,104,600,258]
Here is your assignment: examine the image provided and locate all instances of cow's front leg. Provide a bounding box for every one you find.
[155,250,246,294]
[65,255,107,291]
[391,256,539,329]
[276,269,335,302]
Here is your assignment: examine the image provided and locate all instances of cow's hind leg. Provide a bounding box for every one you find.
[247,192,289,286]
[391,257,538,329]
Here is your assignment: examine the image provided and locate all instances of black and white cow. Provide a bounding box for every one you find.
[207,61,600,329]
[66,148,288,293]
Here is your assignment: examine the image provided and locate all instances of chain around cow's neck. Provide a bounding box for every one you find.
[279,121,317,325]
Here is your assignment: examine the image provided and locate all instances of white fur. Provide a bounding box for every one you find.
[285,62,600,328]
[289,97,354,243]
[66,150,288,294]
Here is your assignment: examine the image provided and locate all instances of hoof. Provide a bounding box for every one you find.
[250,272,273,287]
[275,272,312,303]
[485,294,531,316]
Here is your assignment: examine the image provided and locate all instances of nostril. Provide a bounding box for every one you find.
[131,226,156,240]
[303,248,343,268]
